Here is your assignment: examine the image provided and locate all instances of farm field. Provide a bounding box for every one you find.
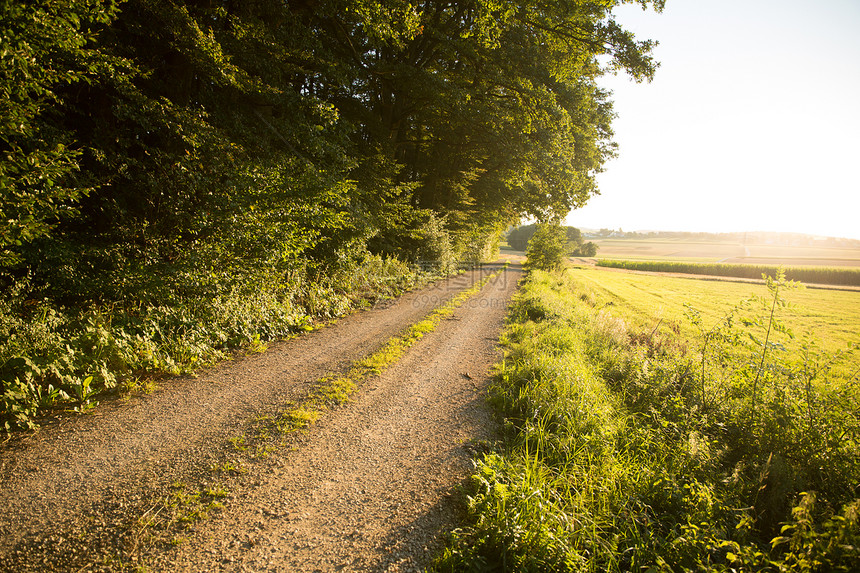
[572,265,860,355]
[593,237,860,266]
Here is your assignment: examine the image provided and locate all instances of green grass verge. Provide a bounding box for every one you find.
[434,268,860,572]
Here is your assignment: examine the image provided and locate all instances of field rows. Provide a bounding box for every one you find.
[593,238,860,266]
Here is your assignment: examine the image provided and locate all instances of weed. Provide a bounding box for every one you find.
[228,435,247,451]
[210,460,246,475]
[279,407,321,431]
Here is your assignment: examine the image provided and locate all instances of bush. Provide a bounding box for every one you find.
[415,213,459,273]
[525,223,569,271]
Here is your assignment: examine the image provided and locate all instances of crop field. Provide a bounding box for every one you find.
[572,265,860,355]
[593,237,860,266]
[596,259,860,287]
[593,238,744,262]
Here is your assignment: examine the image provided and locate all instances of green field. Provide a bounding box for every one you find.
[439,268,860,571]
[593,237,860,266]
[572,265,860,355]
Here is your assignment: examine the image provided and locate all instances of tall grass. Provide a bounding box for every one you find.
[435,269,860,572]
[596,259,860,287]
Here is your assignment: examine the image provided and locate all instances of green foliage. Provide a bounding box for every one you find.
[0,255,420,430]
[436,269,860,572]
[0,0,118,266]
[414,212,459,273]
[525,223,570,271]
[597,260,860,286]
[506,224,539,252]
[0,0,662,428]
[574,241,598,257]
[507,223,589,253]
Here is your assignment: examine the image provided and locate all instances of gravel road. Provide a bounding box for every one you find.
[0,263,521,572]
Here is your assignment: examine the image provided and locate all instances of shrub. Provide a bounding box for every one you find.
[525,223,569,271]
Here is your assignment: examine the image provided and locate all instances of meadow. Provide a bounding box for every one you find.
[573,266,860,354]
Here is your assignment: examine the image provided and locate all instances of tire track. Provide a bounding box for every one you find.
[150,264,522,572]
[0,264,513,572]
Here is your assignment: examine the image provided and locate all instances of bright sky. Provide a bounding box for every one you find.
[565,0,860,240]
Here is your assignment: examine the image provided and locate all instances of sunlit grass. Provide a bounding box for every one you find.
[571,266,860,355]
[437,267,860,572]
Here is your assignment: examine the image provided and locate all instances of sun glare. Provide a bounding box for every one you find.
[568,0,860,241]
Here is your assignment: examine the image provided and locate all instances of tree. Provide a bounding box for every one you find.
[574,241,599,257]
[525,222,570,271]
[0,0,118,268]
[2,0,663,294]
[507,224,539,251]
[508,223,590,254]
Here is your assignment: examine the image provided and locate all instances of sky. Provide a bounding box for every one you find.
[564,0,860,240]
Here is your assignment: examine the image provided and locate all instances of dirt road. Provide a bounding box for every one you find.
[0,263,522,572]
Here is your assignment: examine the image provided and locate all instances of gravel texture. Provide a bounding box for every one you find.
[0,263,521,572]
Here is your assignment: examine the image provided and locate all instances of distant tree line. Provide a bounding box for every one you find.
[590,229,859,247]
[507,223,598,257]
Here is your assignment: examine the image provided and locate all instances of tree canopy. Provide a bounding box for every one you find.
[0,0,661,299]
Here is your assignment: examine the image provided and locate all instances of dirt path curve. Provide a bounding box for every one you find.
[0,263,521,572]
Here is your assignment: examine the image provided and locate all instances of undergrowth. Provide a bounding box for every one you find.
[435,268,860,572]
[0,255,425,431]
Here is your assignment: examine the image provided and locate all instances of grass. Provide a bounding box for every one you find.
[435,267,860,572]
[571,266,860,355]
[131,480,232,558]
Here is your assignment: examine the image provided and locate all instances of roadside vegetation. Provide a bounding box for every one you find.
[0,1,662,431]
[8,1,859,433]
[437,261,860,571]
[597,259,860,287]
[0,255,427,431]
